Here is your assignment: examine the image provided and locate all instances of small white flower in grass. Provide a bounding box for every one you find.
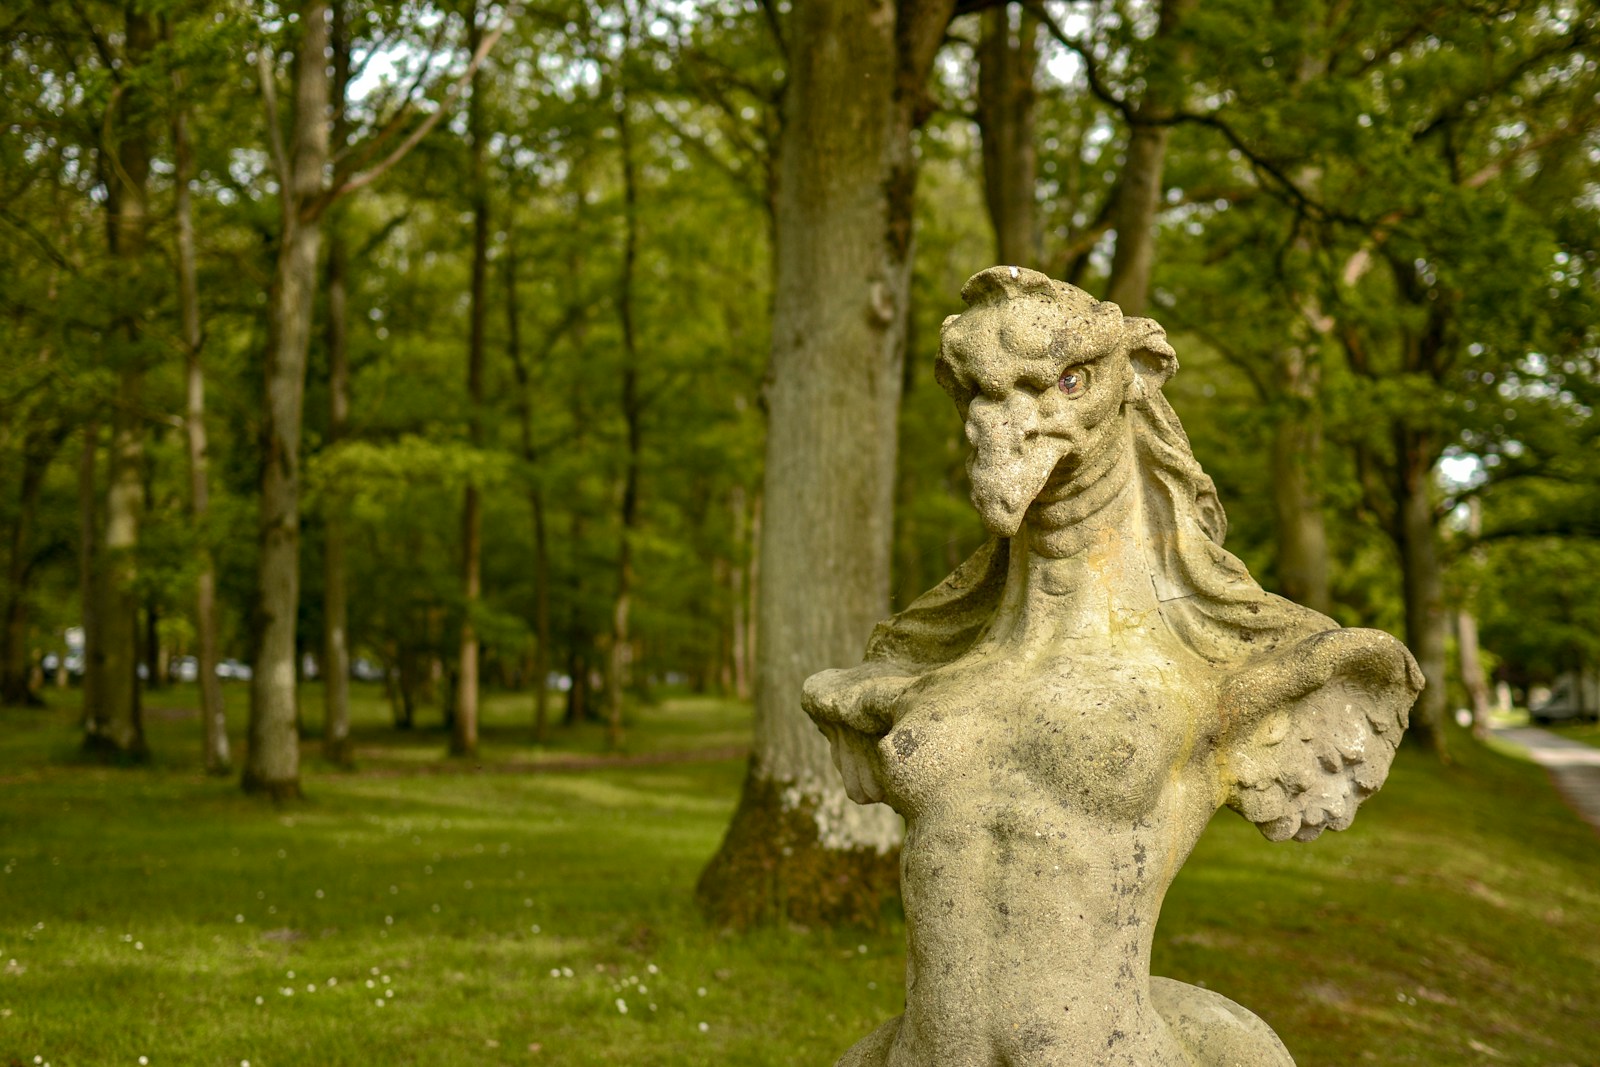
[615,998,628,1014]
[389,886,397,895]
[696,987,707,997]
[254,996,264,1006]
[306,984,316,993]
[242,1061,251,1066]
[139,1056,149,1064]
[857,945,868,955]
[549,969,561,978]
[286,971,294,979]
[639,985,648,995]
[281,988,293,997]
[524,899,533,907]
[375,999,385,1007]
[384,916,393,926]
[366,980,376,989]
[698,1022,710,1033]
[530,924,540,933]
[381,975,390,984]
[370,967,380,975]
[385,988,394,998]
[315,889,324,899]
[134,942,143,951]
[235,915,244,924]
[649,1003,657,1012]
[561,967,573,978]
[646,964,658,975]
[327,977,337,987]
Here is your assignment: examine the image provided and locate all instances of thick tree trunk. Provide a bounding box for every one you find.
[453,5,488,759]
[245,2,331,799]
[174,80,231,772]
[697,0,955,929]
[1270,345,1331,613]
[89,2,157,759]
[1103,0,1196,314]
[604,87,642,752]
[1396,436,1447,757]
[976,4,1040,266]
[321,0,353,768]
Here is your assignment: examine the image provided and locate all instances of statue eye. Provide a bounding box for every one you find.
[1058,369,1088,398]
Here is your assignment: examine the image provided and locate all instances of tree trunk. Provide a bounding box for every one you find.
[1396,434,1447,757]
[90,1,157,759]
[729,485,751,701]
[78,421,102,727]
[245,2,332,799]
[2,432,56,708]
[1103,0,1196,314]
[604,85,642,752]
[174,80,230,771]
[180,81,235,767]
[1457,498,1491,740]
[1270,344,1331,613]
[697,0,954,929]
[321,0,354,768]
[976,4,1040,266]
[453,4,488,759]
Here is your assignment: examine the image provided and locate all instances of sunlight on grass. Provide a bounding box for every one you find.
[1,688,1596,1065]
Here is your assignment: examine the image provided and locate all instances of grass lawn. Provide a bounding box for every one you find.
[1,683,1597,1066]
[1549,720,1600,749]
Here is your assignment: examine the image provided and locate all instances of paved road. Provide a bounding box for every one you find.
[1494,726,1600,833]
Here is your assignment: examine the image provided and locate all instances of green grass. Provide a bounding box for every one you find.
[1548,719,1600,749]
[1,684,1597,1066]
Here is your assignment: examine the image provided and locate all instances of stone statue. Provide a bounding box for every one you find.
[802,267,1423,1067]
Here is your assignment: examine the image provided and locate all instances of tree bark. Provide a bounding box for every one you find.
[1396,432,1447,757]
[976,4,1040,266]
[453,4,488,759]
[1456,498,1491,740]
[173,65,231,773]
[502,226,553,742]
[89,1,157,759]
[2,431,57,707]
[321,0,354,767]
[1270,344,1332,613]
[697,0,955,929]
[604,85,642,752]
[77,421,101,727]
[1103,0,1197,314]
[729,485,752,701]
[245,2,332,799]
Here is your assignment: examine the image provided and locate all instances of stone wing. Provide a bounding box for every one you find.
[1220,628,1423,843]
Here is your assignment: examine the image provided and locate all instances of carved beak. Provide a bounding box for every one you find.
[964,394,1068,537]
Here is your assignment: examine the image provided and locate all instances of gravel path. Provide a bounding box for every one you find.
[1494,726,1600,834]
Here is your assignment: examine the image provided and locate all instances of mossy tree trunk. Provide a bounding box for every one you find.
[976,3,1040,267]
[697,0,956,930]
[87,1,156,760]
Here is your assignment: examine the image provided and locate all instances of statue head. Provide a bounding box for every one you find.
[936,266,1180,537]
[935,266,1339,668]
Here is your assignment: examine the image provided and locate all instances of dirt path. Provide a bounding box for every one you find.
[1493,726,1600,834]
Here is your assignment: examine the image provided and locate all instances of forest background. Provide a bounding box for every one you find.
[3,0,1600,998]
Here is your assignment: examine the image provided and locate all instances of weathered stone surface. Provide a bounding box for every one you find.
[803,267,1424,1067]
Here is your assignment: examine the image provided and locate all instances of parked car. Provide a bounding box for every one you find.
[1530,669,1600,724]
[169,656,199,683]
[216,658,253,681]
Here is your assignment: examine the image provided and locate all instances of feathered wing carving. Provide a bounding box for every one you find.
[1220,628,1424,843]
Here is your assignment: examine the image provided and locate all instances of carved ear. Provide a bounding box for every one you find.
[1220,628,1424,843]
[1123,317,1177,389]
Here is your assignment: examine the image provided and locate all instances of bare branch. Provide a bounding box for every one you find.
[321,7,515,211]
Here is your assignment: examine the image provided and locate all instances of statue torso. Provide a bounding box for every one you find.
[871,537,1225,1065]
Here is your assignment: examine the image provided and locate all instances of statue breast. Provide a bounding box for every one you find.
[876,629,1217,826]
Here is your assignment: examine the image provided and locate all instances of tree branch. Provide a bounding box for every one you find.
[320,5,516,212]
